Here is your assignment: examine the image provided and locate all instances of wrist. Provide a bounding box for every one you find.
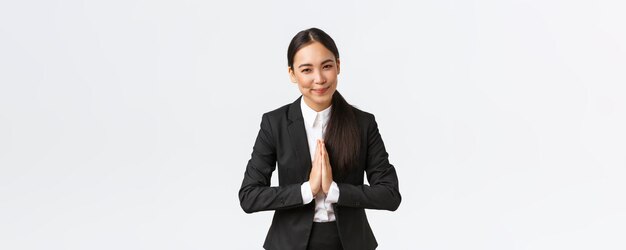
[310,184,319,196]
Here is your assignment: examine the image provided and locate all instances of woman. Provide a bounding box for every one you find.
[239,27,401,250]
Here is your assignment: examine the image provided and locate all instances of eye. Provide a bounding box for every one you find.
[301,68,311,73]
[323,64,333,69]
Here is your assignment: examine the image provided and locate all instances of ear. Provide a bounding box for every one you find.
[288,66,297,83]
[336,58,341,75]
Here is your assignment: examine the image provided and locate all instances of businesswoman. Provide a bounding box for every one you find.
[239,27,401,250]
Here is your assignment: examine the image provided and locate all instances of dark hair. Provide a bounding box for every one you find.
[287,27,360,177]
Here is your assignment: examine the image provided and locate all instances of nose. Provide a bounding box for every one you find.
[313,70,326,85]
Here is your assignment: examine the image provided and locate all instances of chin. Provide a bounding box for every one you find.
[305,94,329,105]
[314,91,333,100]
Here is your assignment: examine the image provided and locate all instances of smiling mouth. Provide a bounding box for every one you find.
[312,87,329,94]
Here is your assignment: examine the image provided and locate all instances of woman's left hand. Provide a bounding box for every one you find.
[320,140,333,195]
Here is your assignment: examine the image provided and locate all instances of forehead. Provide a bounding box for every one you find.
[293,42,336,64]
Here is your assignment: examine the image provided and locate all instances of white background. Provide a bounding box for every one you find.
[1,0,625,249]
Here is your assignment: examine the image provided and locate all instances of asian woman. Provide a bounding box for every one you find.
[239,27,401,250]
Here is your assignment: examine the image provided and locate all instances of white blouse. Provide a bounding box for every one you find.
[299,97,340,222]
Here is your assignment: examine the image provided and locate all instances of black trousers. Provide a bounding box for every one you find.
[306,221,343,250]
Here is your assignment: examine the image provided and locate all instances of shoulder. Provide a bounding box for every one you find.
[351,105,377,126]
[261,102,291,122]
[255,99,297,133]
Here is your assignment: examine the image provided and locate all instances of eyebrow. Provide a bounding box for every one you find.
[297,59,335,68]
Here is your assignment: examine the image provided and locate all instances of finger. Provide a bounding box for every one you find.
[317,140,324,156]
[313,140,321,164]
[318,153,323,172]
[317,140,322,163]
[320,151,325,170]
[321,149,326,175]
[320,141,326,170]
[322,142,329,159]
[314,139,319,155]
[322,142,331,171]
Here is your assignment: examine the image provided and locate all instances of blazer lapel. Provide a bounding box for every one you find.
[287,95,312,182]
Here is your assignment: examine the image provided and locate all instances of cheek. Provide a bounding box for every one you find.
[324,68,338,77]
[325,72,338,84]
[296,75,313,87]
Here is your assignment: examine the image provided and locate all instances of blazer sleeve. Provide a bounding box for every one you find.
[238,113,304,214]
[336,114,402,211]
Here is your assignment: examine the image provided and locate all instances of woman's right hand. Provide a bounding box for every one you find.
[309,139,323,196]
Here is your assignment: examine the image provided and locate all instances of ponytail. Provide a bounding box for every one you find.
[324,90,360,177]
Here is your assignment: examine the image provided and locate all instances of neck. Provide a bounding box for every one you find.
[303,96,331,112]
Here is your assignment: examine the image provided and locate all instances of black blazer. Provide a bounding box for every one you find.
[239,95,401,250]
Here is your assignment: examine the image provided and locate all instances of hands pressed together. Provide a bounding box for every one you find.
[309,139,333,197]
